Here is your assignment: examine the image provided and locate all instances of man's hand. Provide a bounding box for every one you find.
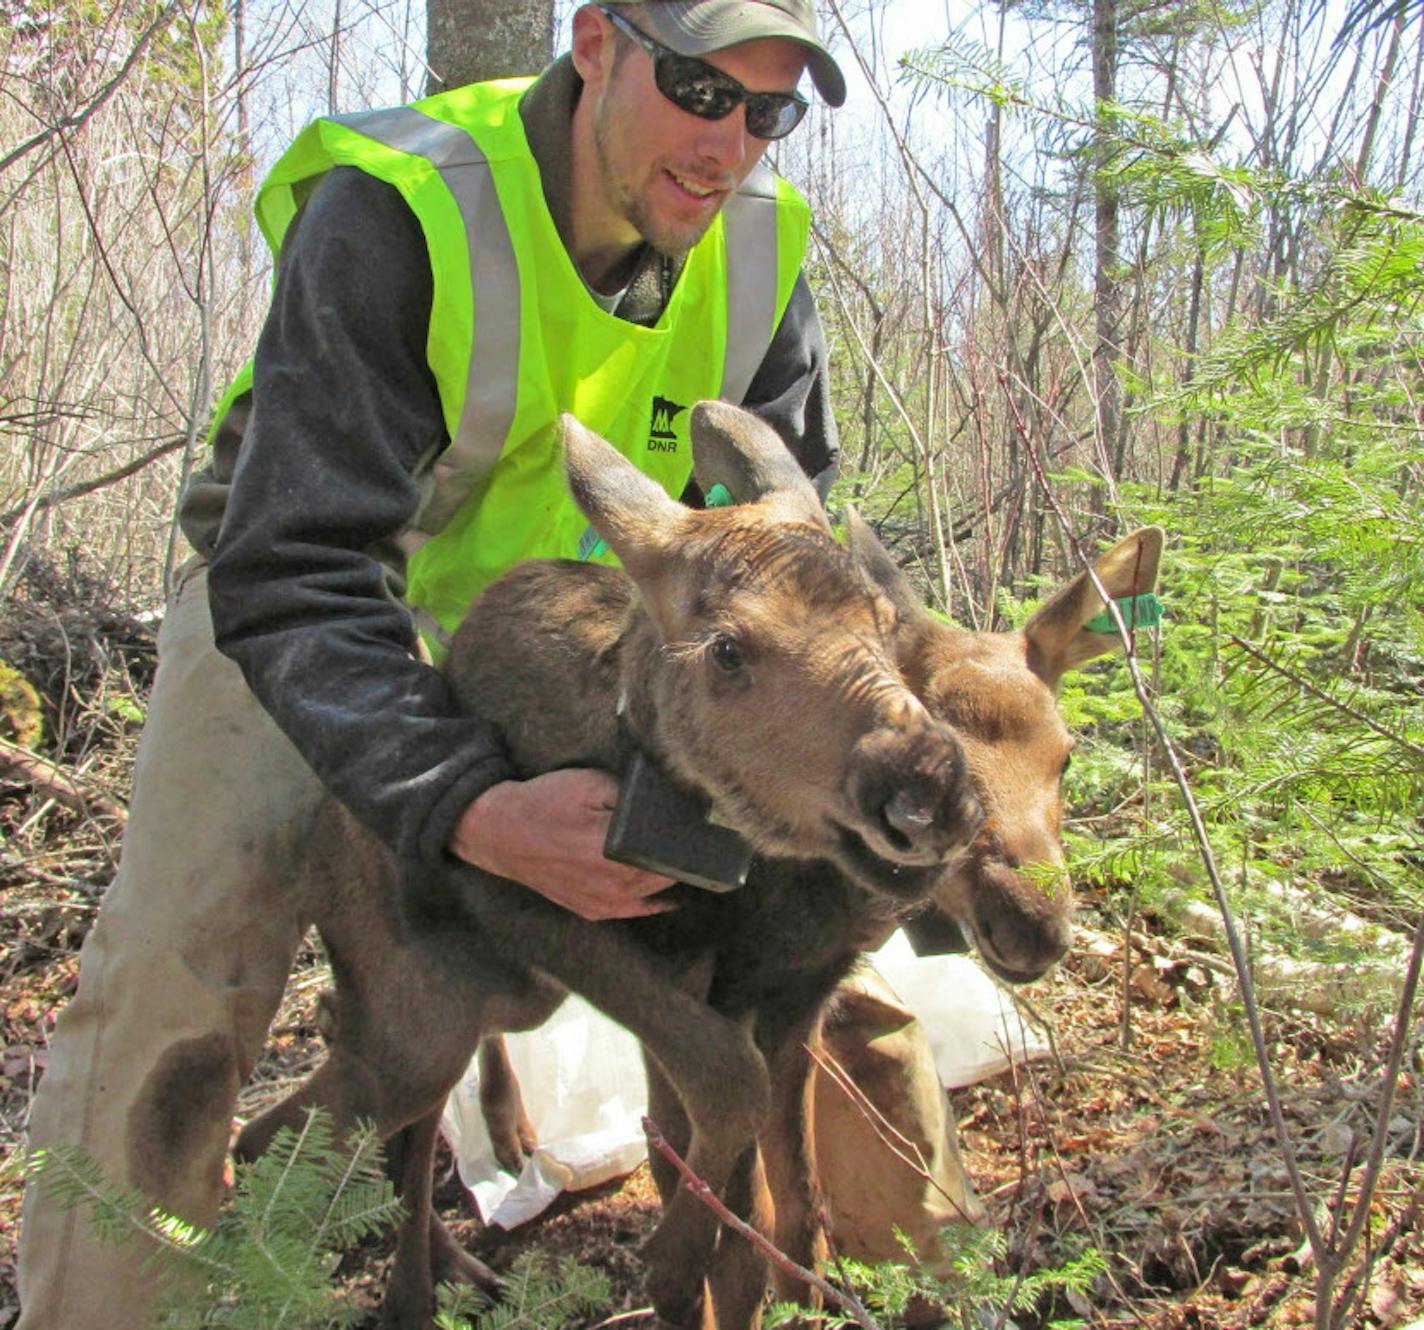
[451,768,676,920]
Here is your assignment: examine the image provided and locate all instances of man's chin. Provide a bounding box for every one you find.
[628,201,721,262]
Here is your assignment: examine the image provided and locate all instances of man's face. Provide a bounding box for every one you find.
[581,11,809,258]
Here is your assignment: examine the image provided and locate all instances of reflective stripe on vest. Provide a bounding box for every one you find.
[336,106,520,537]
[720,162,782,408]
[325,107,786,540]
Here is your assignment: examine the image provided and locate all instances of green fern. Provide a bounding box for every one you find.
[28,1108,402,1329]
[765,1224,1106,1330]
[436,1251,610,1330]
[28,1111,616,1330]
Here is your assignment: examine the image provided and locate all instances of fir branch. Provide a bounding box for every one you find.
[1227,635,1424,762]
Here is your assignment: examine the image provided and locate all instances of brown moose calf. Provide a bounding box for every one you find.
[236,401,982,1329]
[476,510,1165,1321]
[785,510,1164,1285]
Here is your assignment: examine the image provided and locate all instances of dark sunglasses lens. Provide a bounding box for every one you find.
[745,95,807,140]
[655,51,807,140]
[657,54,741,120]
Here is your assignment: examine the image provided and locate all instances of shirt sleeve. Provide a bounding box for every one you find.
[740,272,840,501]
[206,167,516,865]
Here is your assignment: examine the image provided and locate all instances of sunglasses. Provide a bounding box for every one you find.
[599,6,809,141]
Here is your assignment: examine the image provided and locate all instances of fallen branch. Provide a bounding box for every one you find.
[0,737,128,825]
[0,435,187,529]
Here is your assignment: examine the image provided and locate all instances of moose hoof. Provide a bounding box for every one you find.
[488,1121,535,1175]
[647,1282,704,1330]
[430,1214,505,1297]
[377,1287,435,1330]
[644,1245,707,1330]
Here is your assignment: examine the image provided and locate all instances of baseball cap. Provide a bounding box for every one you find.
[618,1,847,107]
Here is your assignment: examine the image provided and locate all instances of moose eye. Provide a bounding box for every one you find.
[710,634,744,673]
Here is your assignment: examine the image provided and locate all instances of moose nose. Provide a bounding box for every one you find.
[877,778,983,858]
[851,720,984,863]
[883,789,937,841]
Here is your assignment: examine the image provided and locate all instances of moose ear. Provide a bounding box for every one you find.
[1024,526,1165,687]
[689,400,828,528]
[843,507,926,621]
[562,414,687,579]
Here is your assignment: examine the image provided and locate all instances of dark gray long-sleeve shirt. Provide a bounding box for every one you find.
[182,61,839,867]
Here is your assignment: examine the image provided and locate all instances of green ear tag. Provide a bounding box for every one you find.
[1085,593,1164,634]
[576,524,608,561]
[705,483,734,508]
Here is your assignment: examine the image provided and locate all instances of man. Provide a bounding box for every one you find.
[17,4,845,1326]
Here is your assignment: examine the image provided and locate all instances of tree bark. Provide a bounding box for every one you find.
[427,0,556,94]
[1091,0,1123,501]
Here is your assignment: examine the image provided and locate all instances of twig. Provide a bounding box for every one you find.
[640,1116,882,1330]
[1226,634,1424,761]
[0,435,187,529]
[0,2,183,177]
[806,1041,980,1223]
[586,1310,656,1330]
[1324,918,1424,1294]
[0,736,128,824]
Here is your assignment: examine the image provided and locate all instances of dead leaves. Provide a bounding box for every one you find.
[957,910,1423,1326]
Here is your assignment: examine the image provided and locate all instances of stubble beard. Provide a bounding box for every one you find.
[593,105,720,261]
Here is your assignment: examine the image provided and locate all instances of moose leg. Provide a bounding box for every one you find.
[640,1028,769,1330]
[459,880,771,1131]
[642,955,712,1209]
[643,1052,691,1208]
[478,1035,538,1174]
[452,882,772,1325]
[380,1111,440,1328]
[430,1210,504,1298]
[235,1048,391,1161]
[641,1051,723,1327]
[645,1042,776,1330]
[703,1142,775,1330]
[234,945,534,1326]
[759,1017,829,1304]
[384,1107,506,1307]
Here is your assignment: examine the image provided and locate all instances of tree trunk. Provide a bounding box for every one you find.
[1091,0,1123,507]
[427,0,555,94]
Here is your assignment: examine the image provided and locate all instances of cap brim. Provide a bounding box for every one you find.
[635,2,847,108]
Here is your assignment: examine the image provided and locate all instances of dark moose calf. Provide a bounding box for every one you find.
[238,401,1164,1328]
[236,401,988,1328]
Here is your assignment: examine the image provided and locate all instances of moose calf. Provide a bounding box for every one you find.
[475,506,1164,1320]
[237,401,983,1328]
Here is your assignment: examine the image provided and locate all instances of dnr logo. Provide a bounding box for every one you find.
[647,395,687,453]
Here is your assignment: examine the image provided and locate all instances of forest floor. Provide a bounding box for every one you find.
[2,564,1421,1330]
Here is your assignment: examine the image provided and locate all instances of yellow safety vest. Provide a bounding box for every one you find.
[210,77,810,643]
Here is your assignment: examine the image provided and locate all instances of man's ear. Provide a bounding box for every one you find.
[571,5,614,88]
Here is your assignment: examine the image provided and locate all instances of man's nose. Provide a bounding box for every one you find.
[695,106,757,173]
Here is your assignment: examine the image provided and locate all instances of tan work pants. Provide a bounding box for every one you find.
[17,564,325,1330]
